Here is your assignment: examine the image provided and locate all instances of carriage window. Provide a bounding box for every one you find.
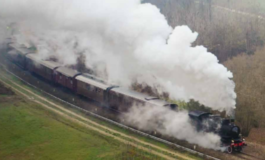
[119,95,123,101]
[70,80,73,84]
[126,98,131,105]
[86,84,90,90]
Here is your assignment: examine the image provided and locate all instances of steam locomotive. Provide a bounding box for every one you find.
[189,111,247,153]
[3,42,246,153]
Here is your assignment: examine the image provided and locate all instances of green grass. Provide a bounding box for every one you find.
[0,96,135,160]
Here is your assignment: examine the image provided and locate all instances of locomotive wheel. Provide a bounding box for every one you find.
[227,146,233,154]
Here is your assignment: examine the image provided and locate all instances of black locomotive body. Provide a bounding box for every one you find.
[189,111,246,153]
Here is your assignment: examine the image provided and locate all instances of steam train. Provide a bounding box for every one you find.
[4,42,246,153]
[189,111,246,153]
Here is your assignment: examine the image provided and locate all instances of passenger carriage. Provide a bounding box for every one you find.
[75,74,109,103]
[8,43,33,69]
[54,67,81,91]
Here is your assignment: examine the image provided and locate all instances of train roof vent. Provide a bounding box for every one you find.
[145,97,159,101]
[189,111,211,119]
[164,104,178,110]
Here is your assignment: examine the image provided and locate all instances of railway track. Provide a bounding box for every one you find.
[229,152,264,160]
[240,152,264,160]
[0,60,221,160]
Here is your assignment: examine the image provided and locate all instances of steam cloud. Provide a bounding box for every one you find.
[122,104,223,149]
[0,0,236,149]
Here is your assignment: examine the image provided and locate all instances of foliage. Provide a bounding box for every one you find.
[212,0,265,16]
[225,47,265,135]
[28,46,37,51]
[143,0,265,136]
[169,99,211,113]
[143,0,265,62]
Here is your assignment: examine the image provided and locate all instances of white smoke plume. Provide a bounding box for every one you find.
[0,0,236,149]
[0,0,236,112]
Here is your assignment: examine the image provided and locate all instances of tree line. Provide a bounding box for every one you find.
[144,0,265,135]
[143,0,265,62]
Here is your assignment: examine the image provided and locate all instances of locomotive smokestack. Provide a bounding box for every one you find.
[230,108,236,120]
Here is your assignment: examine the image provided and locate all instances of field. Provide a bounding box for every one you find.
[0,82,159,160]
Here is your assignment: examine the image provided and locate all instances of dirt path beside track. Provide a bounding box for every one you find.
[0,70,199,160]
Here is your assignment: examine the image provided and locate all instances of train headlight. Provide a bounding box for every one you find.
[231,140,234,145]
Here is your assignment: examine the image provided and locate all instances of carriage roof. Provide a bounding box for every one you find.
[9,43,34,55]
[112,87,147,102]
[26,53,42,62]
[41,61,61,70]
[76,75,110,90]
[55,67,80,78]
[112,87,171,107]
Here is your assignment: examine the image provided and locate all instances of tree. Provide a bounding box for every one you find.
[225,47,265,135]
